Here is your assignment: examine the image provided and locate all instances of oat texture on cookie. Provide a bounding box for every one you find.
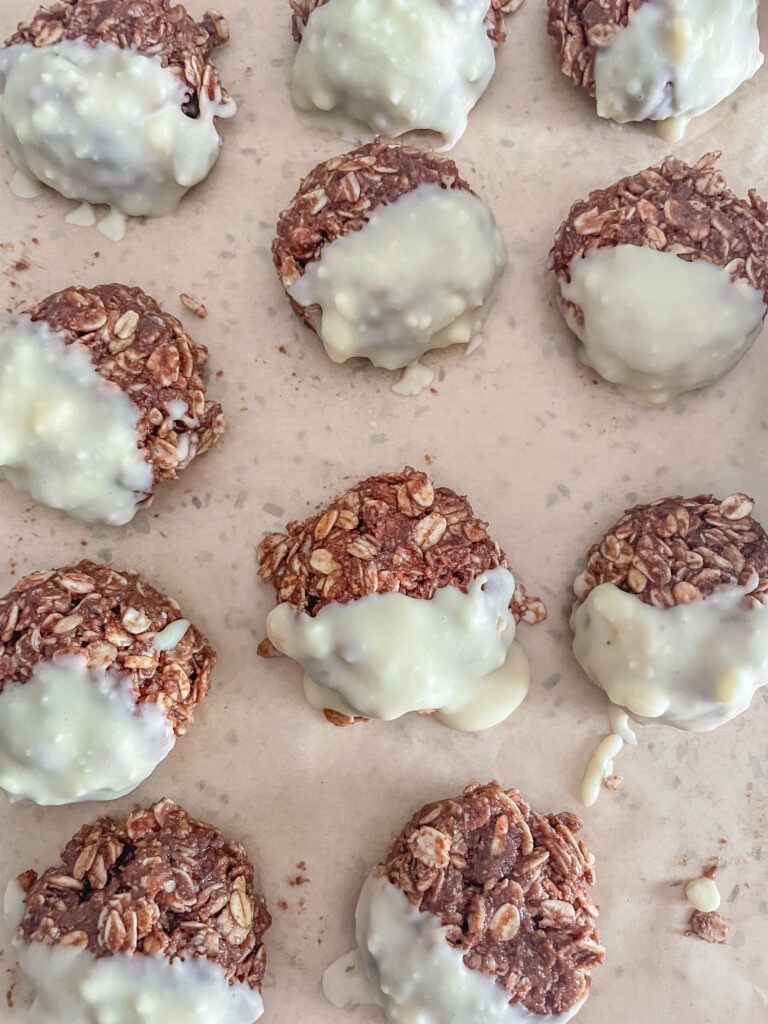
[0,561,215,804]
[6,799,270,1024]
[258,467,545,729]
[549,153,768,405]
[273,142,507,394]
[0,284,226,524]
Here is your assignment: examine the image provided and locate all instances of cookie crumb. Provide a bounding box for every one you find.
[180,293,208,319]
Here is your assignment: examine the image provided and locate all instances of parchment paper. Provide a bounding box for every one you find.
[0,2,766,1022]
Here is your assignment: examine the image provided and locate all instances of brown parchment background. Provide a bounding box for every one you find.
[0,2,766,1021]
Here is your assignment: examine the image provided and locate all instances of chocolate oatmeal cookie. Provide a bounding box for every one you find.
[0,561,214,804]
[369,781,604,1017]
[9,799,269,1021]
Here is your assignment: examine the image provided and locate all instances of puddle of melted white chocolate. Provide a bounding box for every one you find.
[0,653,174,806]
[685,877,721,914]
[323,873,589,1023]
[291,0,498,149]
[571,580,768,731]
[290,184,506,387]
[560,246,766,406]
[267,567,530,731]
[0,39,235,230]
[593,0,762,140]
[0,314,153,524]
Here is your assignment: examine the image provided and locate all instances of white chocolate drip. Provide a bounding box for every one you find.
[391,360,435,397]
[580,733,624,808]
[267,568,530,731]
[560,246,766,407]
[323,873,588,1023]
[0,40,235,223]
[0,654,174,806]
[594,0,762,139]
[685,877,721,914]
[0,314,153,524]
[292,0,498,149]
[571,581,768,731]
[7,932,263,1024]
[64,201,97,227]
[290,184,506,378]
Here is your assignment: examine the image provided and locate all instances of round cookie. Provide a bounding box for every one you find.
[258,466,545,730]
[571,492,768,730]
[325,781,603,1022]
[546,0,762,140]
[0,284,226,525]
[5,798,270,1024]
[0,0,235,236]
[273,143,507,394]
[291,0,523,149]
[549,153,768,406]
[0,560,215,805]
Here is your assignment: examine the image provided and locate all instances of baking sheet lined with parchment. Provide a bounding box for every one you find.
[0,2,767,1022]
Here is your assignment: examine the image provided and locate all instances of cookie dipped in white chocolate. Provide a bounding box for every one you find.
[0,315,153,525]
[267,568,529,731]
[0,654,174,806]
[559,245,766,406]
[292,0,500,149]
[593,0,762,141]
[571,579,768,731]
[0,39,235,233]
[289,183,507,393]
[323,873,587,1024]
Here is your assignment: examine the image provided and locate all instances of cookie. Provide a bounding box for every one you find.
[273,143,507,393]
[549,153,768,405]
[0,561,214,804]
[291,0,523,148]
[547,0,761,140]
[0,0,235,235]
[5,798,269,1024]
[571,493,768,730]
[325,781,603,1022]
[258,467,545,730]
[0,284,226,524]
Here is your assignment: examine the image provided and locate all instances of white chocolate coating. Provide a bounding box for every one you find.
[0,315,153,525]
[559,245,766,406]
[0,40,235,220]
[291,0,497,149]
[267,567,530,731]
[594,0,762,140]
[685,877,721,913]
[0,654,174,806]
[9,937,263,1024]
[290,184,506,375]
[571,581,768,731]
[322,873,587,1023]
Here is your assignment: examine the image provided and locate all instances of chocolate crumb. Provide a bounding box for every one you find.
[688,910,728,944]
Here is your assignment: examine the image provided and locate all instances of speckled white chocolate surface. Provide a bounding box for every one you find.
[0,3,767,1023]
